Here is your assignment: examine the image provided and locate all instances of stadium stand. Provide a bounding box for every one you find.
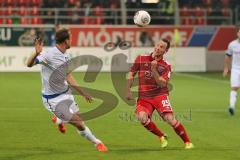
[0,0,239,25]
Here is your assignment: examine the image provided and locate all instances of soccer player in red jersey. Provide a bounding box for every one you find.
[125,39,194,149]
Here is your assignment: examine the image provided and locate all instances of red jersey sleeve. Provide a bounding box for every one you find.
[130,55,141,75]
[162,64,171,81]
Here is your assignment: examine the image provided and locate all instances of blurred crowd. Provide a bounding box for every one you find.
[179,0,240,25]
[0,0,239,25]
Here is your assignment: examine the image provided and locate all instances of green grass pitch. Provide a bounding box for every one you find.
[0,72,240,160]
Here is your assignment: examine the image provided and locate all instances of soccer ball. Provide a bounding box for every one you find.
[133,10,151,27]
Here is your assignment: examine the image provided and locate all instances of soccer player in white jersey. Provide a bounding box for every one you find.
[26,28,108,152]
[223,28,240,116]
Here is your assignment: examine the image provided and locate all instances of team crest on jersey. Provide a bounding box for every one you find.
[158,66,165,73]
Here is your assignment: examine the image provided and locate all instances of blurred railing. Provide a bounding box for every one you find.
[0,7,235,25]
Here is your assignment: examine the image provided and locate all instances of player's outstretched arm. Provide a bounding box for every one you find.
[126,55,140,100]
[223,55,232,77]
[67,73,93,103]
[125,72,135,100]
[27,38,43,67]
[151,60,167,87]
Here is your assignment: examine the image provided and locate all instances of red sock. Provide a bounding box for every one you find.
[173,121,190,143]
[142,120,164,137]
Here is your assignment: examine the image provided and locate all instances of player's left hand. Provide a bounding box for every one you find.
[151,60,158,71]
[83,93,93,103]
[34,37,43,54]
[223,68,229,78]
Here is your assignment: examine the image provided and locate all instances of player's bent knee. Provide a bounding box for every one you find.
[163,113,177,126]
[69,113,85,130]
[232,87,239,91]
[137,111,149,124]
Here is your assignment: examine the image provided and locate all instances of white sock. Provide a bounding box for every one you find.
[230,90,237,109]
[77,126,101,144]
[56,117,63,125]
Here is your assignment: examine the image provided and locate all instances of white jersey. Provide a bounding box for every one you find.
[35,46,70,96]
[226,39,240,70]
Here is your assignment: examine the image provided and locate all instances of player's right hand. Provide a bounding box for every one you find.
[151,60,158,71]
[34,37,43,55]
[83,93,93,103]
[223,68,228,78]
[125,90,134,100]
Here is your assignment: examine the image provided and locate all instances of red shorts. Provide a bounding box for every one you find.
[136,95,173,117]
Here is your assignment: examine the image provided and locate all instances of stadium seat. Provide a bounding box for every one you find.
[220,0,230,7]
[93,6,104,24]
[31,6,39,15]
[94,17,104,24]
[82,17,94,24]
[6,18,12,24]
[221,7,230,17]
[206,6,213,16]
[0,8,3,16]
[31,17,42,24]
[180,6,195,25]
[202,0,212,6]
[93,6,103,16]
[68,1,81,24]
[180,6,190,17]
[68,0,77,5]
[0,19,4,24]
[182,18,195,25]
[195,17,205,25]
[6,0,13,5]
[17,0,28,6]
[20,17,28,24]
[18,6,28,16]
[194,6,204,16]
[30,0,41,6]
[0,0,5,4]
[5,6,13,15]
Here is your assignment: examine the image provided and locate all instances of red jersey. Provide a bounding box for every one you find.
[130,53,171,99]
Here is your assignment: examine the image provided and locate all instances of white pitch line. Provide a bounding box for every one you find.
[174,73,229,84]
